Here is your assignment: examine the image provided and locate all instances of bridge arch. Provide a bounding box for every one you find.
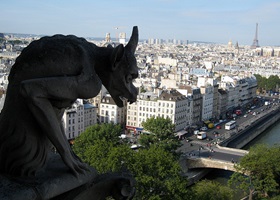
[186,157,237,172]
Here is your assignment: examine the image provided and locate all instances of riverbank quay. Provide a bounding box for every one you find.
[181,104,280,186]
[219,106,280,149]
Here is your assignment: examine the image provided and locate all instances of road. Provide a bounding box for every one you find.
[178,97,280,163]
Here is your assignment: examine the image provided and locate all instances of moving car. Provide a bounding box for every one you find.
[200,127,208,131]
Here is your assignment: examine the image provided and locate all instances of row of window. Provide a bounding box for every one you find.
[101,104,117,109]
[68,130,82,139]
[127,121,137,127]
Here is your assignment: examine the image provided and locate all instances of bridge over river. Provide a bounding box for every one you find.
[178,103,280,183]
[183,145,248,172]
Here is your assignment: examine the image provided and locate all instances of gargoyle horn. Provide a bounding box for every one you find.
[125,26,138,54]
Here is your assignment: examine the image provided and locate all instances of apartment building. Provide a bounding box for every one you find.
[200,85,214,121]
[63,99,98,140]
[63,99,84,140]
[246,76,258,103]
[84,100,98,128]
[220,75,257,110]
[99,95,126,125]
[220,76,239,110]
[217,89,228,119]
[186,86,202,126]
[126,89,190,133]
[158,90,189,132]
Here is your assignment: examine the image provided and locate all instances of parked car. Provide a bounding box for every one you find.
[244,114,248,118]
[216,125,221,129]
[200,127,208,131]
[119,134,127,139]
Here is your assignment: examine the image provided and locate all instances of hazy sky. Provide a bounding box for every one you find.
[1,0,280,46]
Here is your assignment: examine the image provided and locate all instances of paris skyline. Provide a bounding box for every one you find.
[1,0,280,46]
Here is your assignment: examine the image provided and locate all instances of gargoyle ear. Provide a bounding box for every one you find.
[111,44,124,71]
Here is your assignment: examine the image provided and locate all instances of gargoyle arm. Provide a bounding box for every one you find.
[20,75,89,176]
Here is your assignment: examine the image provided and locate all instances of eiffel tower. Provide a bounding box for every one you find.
[251,23,260,49]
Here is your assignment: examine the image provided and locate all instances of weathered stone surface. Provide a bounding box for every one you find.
[0,154,98,200]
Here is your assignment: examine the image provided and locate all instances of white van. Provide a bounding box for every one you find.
[197,132,206,140]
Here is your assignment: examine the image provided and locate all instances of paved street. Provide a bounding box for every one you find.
[178,100,280,163]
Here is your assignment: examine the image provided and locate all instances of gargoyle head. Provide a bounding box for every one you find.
[106,26,139,107]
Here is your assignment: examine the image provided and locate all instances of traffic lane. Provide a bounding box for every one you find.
[195,150,243,163]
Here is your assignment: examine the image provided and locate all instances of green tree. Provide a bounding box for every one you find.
[267,75,280,91]
[140,116,181,154]
[79,139,132,173]
[229,144,280,199]
[192,180,234,200]
[73,123,191,199]
[128,145,190,200]
[73,123,127,169]
[255,74,280,93]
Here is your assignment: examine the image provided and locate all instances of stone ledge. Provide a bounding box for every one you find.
[0,153,98,200]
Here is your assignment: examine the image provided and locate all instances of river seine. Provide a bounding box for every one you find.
[203,120,280,198]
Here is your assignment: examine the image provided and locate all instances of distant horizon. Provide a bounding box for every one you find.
[1,1,280,46]
[3,31,280,47]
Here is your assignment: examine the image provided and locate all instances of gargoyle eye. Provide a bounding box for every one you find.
[126,74,132,83]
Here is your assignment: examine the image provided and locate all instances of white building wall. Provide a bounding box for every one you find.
[201,86,214,120]
[126,90,190,132]
[157,56,178,66]
[63,99,84,140]
[99,96,126,124]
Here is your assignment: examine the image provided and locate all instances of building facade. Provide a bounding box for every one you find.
[99,95,126,125]
[126,90,190,133]
[63,99,98,140]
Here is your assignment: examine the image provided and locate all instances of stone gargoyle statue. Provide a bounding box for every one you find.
[0,26,138,183]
